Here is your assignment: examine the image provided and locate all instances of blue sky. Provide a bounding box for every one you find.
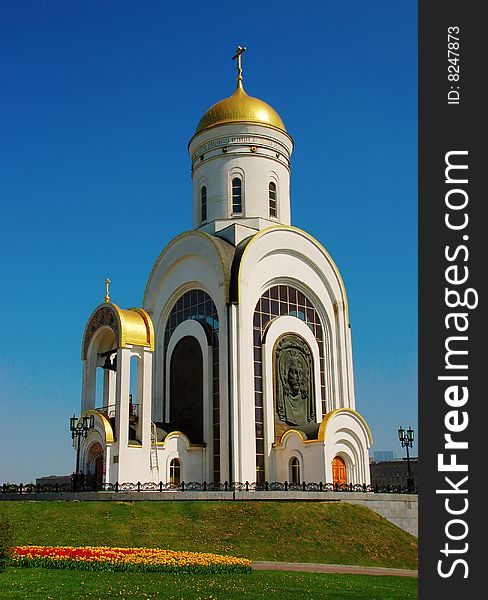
[0,1,417,482]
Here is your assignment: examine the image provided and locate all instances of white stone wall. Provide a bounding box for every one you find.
[156,433,205,482]
[272,431,327,483]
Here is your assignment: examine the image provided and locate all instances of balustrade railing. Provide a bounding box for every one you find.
[1,480,418,495]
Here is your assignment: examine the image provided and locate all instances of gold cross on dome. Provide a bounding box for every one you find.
[232,45,247,83]
[105,277,111,303]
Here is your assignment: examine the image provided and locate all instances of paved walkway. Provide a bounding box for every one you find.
[251,561,418,578]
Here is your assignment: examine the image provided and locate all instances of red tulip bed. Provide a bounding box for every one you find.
[11,545,252,574]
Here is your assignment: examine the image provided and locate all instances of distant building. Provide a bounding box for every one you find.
[373,450,395,462]
[36,475,72,487]
[370,458,418,489]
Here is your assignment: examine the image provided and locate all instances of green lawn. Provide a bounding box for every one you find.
[0,568,418,599]
[1,500,417,569]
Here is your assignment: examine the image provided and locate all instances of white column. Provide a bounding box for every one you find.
[227,303,239,483]
[218,310,230,483]
[114,347,131,475]
[140,349,153,452]
[81,359,96,412]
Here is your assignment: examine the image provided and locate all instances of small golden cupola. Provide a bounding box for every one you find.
[195,46,286,135]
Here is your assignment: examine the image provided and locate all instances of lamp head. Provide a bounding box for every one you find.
[70,415,78,432]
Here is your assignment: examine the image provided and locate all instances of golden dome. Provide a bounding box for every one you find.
[195,80,286,135]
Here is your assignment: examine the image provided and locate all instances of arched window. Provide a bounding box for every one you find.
[290,457,301,484]
[269,181,277,218]
[201,186,207,222]
[232,177,242,214]
[169,458,181,485]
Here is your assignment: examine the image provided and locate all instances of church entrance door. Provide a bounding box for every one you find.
[332,456,347,486]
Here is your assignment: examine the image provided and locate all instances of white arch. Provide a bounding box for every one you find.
[323,412,372,485]
[262,315,323,477]
[164,319,213,474]
[82,326,117,413]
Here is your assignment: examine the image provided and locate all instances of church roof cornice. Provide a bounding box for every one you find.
[229,225,349,321]
[274,409,373,447]
[143,230,236,310]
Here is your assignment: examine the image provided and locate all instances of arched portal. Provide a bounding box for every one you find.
[332,456,347,486]
[86,442,105,490]
[163,289,220,481]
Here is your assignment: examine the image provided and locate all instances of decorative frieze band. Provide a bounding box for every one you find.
[192,134,290,162]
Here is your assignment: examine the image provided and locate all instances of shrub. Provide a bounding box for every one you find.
[0,513,14,570]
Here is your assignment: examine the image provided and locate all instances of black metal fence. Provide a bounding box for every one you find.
[1,480,418,494]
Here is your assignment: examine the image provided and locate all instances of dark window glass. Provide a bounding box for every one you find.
[291,457,301,484]
[232,177,242,213]
[269,181,277,218]
[169,458,181,485]
[170,337,203,443]
[254,376,262,392]
[201,186,207,222]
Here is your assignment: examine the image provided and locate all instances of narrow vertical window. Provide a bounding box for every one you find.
[290,457,301,484]
[269,181,277,218]
[232,177,242,214]
[169,458,181,485]
[201,186,207,222]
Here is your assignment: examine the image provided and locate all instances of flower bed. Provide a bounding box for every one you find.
[11,546,251,574]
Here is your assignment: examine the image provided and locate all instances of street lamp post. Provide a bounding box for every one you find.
[70,414,91,490]
[397,426,415,492]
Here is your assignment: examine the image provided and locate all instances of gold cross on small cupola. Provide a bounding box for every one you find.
[232,45,247,84]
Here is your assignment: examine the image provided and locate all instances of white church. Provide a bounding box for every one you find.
[77,48,372,489]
